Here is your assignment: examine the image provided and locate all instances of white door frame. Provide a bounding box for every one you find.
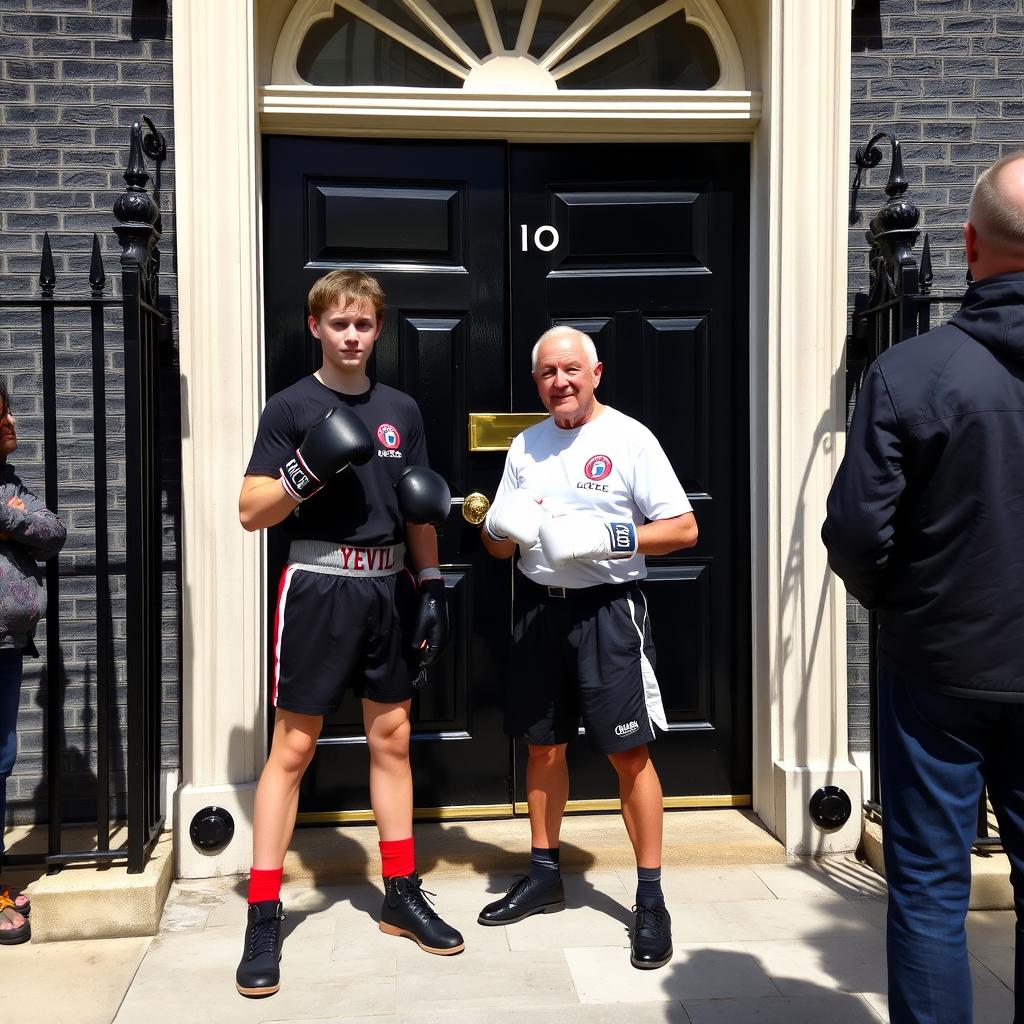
[171,0,858,878]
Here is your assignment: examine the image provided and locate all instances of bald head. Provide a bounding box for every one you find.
[530,325,599,372]
[966,153,1024,278]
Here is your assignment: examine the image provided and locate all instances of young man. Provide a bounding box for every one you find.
[479,326,698,970]
[235,270,462,999]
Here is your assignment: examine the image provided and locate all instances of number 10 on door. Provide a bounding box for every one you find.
[521,225,559,252]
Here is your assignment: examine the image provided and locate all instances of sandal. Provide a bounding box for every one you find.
[0,891,30,945]
[0,887,29,917]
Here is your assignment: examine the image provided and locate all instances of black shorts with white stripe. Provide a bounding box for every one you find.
[506,576,667,753]
[272,562,420,715]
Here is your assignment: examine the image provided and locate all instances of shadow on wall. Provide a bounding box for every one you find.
[769,345,853,856]
[131,0,169,41]
[852,0,882,53]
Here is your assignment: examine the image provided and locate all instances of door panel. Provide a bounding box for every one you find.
[263,137,510,814]
[509,143,750,803]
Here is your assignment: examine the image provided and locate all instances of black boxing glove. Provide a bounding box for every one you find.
[280,406,374,502]
[411,576,448,678]
[395,466,452,526]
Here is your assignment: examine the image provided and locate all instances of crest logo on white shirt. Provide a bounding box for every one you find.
[585,454,612,480]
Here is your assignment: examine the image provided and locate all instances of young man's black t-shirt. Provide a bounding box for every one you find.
[245,376,429,547]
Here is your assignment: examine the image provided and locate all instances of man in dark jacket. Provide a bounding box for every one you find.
[823,152,1024,1024]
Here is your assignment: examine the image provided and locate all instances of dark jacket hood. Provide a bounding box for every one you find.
[950,271,1024,364]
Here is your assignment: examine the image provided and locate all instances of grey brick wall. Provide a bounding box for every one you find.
[847,0,1024,750]
[0,0,179,829]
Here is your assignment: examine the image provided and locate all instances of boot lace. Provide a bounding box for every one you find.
[397,875,441,923]
[633,903,668,938]
[504,876,531,897]
[245,909,282,961]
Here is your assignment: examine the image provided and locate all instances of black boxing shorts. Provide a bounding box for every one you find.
[505,575,667,753]
[271,541,419,714]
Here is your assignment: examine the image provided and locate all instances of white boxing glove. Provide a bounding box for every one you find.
[484,490,545,549]
[538,513,638,568]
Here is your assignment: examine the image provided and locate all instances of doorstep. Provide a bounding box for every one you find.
[13,829,174,943]
[278,808,787,884]
[860,816,1013,910]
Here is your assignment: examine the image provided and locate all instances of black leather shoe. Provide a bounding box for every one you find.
[477,875,565,926]
[235,900,285,996]
[379,874,465,955]
[630,903,672,969]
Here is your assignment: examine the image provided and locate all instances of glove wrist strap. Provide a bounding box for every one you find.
[280,452,322,502]
[483,522,508,542]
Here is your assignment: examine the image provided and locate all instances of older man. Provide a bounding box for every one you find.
[478,325,697,970]
[823,152,1024,1023]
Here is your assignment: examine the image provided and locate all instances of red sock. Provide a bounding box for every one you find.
[247,866,283,904]
[379,837,415,878]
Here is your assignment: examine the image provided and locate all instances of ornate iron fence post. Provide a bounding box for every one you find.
[114,117,167,874]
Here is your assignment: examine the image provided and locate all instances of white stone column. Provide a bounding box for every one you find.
[171,0,266,877]
[751,0,862,855]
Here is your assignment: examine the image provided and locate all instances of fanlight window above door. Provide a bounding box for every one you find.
[290,0,733,93]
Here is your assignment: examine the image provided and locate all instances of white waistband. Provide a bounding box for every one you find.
[287,540,405,577]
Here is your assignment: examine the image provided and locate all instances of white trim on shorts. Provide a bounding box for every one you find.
[626,591,668,732]
[272,563,300,707]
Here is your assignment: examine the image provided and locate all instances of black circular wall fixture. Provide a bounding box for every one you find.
[190,806,235,852]
[808,785,852,831]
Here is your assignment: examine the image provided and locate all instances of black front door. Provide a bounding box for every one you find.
[262,135,750,820]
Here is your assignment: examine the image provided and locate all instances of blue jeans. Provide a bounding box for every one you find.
[879,666,1024,1024]
[0,650,23,858]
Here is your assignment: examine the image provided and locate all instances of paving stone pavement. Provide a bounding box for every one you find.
[6,857,1018,1023]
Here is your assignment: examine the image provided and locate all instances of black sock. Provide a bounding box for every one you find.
[529,846,560,884]
[636,866,665,908]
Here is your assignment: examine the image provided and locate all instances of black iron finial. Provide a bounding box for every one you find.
[123,119,149,193]
[887,139,909,200]
[40,232,56,297]
[114,119,162,271]
[855,130,920,270]
[855,130,910,201]
[89,234,106,296]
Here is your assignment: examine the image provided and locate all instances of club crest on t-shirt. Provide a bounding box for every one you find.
[377,423,401,449]
[585,454,612,480]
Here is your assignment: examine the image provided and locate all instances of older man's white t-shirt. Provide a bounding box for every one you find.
[492,405,692,588]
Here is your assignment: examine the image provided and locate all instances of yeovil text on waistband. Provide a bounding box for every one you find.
[287,540,405,577]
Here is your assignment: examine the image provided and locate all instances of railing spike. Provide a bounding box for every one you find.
[40,232,56,297]
[919,233,933,294]
[89,234,106,296]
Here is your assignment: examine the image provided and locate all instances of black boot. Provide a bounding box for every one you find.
[235,900,285,996]
[379,874,465,955]
[630,903,672,970]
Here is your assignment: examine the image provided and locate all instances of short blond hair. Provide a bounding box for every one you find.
[968,151,1024,250]
[307,270,386,323]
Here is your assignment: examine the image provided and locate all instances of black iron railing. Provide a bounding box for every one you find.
[850,131,999,851]
[0,117,170,874]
